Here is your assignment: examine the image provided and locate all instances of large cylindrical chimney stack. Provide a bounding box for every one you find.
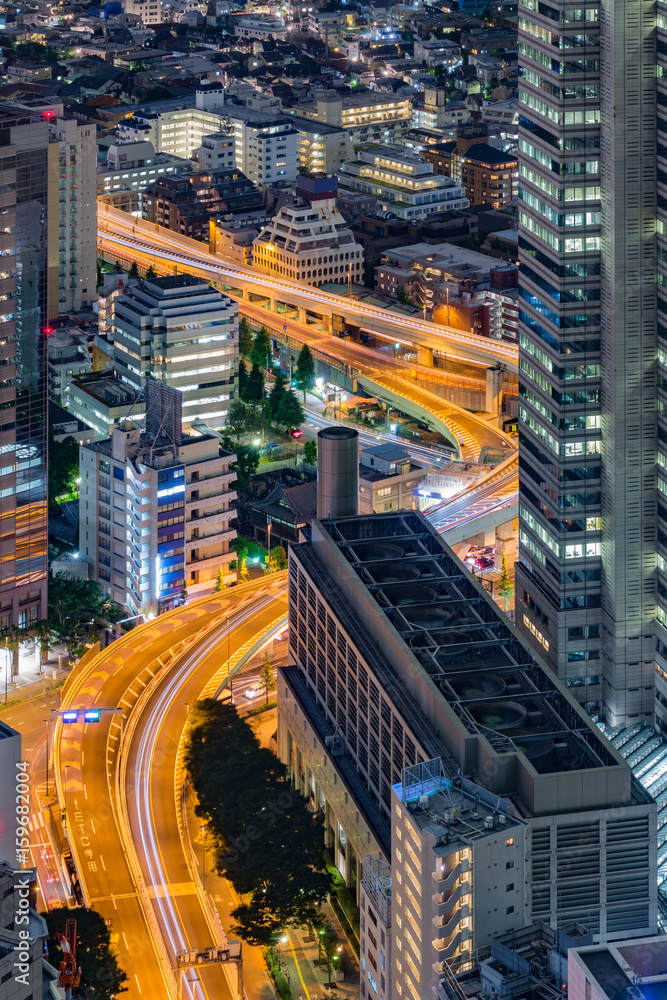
[317,426,359,519]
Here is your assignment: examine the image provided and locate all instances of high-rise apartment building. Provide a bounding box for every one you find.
[79,418,237,614]
[0,107,50,638]
[278,511,658,1000]
[515,0,658,729]
[113,274,238,426]
[46,117,96,318]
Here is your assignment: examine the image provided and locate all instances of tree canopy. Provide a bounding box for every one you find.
[48,573,121,659]
[225,399,248,442]
[277,390,304,431]
[185,699,333,945]
[48,431,79,510]
[238,316,253,356]
[250,326,272,369]
[247,363,265,404]
[237,357,249,401]
[42,906,128,1000]
[268,370,288,419]
[295,344,316,399]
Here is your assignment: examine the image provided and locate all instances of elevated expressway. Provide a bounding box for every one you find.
[97,204,518,375]
[53,576,287,1000]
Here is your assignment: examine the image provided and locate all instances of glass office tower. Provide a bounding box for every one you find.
[516,0,658,727]
[0,107,49,642]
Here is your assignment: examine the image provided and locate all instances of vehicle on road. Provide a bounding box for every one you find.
[245,682,262,699]
[290,427,303,439]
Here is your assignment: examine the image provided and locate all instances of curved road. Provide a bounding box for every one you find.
[53,577,286,1000]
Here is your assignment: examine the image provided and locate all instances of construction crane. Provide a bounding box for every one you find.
[57,919,81,999]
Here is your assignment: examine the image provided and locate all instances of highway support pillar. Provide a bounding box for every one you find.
[486,364,504,421]
[495,518,517,571]
[417,346,433,367]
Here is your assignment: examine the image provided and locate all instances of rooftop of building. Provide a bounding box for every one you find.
[459,142,517,165]
[381,241,515,273]
[315,511,630,779]
[574,948,667,1000]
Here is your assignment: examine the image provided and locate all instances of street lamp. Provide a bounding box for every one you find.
[393,341,400,395]
[266,520,272,566]
[44,720,49,797]
[200,823,206,890]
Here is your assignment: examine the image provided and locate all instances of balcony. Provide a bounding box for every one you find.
[186,528,236,550]
[433,928,471,962]
[187,471,236,493]
[434,903,469,939]
[188,508,236,529]
[187,551,236,571]
[188,492,237,512]
[433,859,469,891]
[432,879,470,916]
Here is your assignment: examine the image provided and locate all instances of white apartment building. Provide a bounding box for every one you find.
[229,113,298,190]
[339,146,469,221]
[412,88,470,131]
[47,116,96,317]
[118,88,299,189]
[197,131,236,171]
[69,374,144,440]
[47,325,91,405]
[79,419,237,615]
[97,140,191,202]
[413,38,462,68]
[253,174,363,286]
[114,274,238,426]
[123,0,162,23]
[233,13,286,39]
[290,92,413,146]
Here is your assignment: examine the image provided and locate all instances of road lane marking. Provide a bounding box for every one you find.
[122,932,129,948]
[99,854,106,871]
[90,819,96,834]
[134,975,142,994]
[84,784,88,800]
[111,893,117,909]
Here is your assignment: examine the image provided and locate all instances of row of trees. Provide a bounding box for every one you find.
[238,318,317,399]
[184,699,334,945]
[5,573,122,669]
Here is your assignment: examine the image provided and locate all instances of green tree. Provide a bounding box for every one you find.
[225,399,248,442]
[247,362,265,404]
[184,700,333,946]
[146,264,156,278]
[231,538,248,568]
[303,439,317,465]
[215,567,225,592]
[180,582,189,604]
[229,443,259,491]
[48,574,121,663]
[237,357,249,402]
[48,430,79,510]
[269,544,287,572]
[238,557,249,582]
[259,651,276,703]
[268,369,288,419]
[295,343,316,400]
[238,316,253,356]
[497,552,514,610]
[42,906,128,1000]
[96,260,104,288]
[114,259,124,273]
[320,924,342,988]
[128,261,139,278]
[31,619,58,666]
[277,390,304,432]
[250,326,272,369]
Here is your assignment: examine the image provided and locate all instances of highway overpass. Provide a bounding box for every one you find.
[98,204,519,375]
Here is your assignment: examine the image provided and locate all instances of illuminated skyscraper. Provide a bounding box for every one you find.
[0,107,49,643]
[515,0,658,728]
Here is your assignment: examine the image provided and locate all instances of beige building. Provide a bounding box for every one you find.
[289,91,413,146]
[209,220,256,266]
[253,174,364,286]
[358,444,427,514]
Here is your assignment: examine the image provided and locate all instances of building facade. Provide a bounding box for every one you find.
[278,512,658,1000]
[339,147,469,221]
[0,107,50,635]
[113,274,238,426]
[515,0,657,729]
[79,420,237,614]
[47,117,96,318]
[253,174,364,286]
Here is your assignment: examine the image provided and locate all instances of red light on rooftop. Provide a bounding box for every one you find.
[43,111,54,119]
[43,326,53,335]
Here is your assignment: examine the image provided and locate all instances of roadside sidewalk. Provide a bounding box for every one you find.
[278,900,360,1000]
[1,646,70,707]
